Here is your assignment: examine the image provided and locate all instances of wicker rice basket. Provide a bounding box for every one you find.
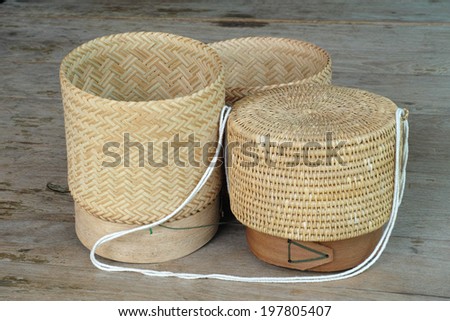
[209,37,332,105]
[227,85,404,271]
[60,32,225,263]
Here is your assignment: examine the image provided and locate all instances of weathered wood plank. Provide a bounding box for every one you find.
[2,262,445,300]
[1,223,449,300]
[2,0,450,23]
[1,15,450,78]
[1,17,450,119]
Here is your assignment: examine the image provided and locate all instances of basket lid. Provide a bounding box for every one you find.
[210,37,332,104]
[227,85,398,242]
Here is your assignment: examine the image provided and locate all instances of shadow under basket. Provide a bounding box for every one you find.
[246,227,383,272]
[75,197,220,264]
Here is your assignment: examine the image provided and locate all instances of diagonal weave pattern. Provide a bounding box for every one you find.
[61,32,225,225]
[210,37,332,105]
[227,85,398,242]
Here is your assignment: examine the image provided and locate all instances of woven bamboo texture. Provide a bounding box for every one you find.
[227,85,398,242]
[209,37,332,105]
[60,32,225,225]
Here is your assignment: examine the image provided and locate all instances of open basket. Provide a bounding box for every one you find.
[60,32,225,263]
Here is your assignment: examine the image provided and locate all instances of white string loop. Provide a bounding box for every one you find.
[90,106,409,283]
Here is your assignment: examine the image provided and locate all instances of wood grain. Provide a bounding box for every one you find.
[246,228,382,272]
[0,0,449,300]
[2,0,450,23]
[75,199,220,264]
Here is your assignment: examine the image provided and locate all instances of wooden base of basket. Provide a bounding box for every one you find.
[75,198,220,263]
[246,227,383,272]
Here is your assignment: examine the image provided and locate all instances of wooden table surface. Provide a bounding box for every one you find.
[1,0,449,300]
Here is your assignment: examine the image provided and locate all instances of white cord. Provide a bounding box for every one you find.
[90,106,409,283]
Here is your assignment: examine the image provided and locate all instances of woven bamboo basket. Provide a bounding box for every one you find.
[209,37,332,105]
[60,32,225,263]
[227,85,406,272]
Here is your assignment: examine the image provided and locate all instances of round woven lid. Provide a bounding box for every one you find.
[210,37,332,104]
[227,85,398,242]
[60,32,225,225]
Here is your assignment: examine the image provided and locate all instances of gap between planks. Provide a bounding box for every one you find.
[2,12,450,27]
